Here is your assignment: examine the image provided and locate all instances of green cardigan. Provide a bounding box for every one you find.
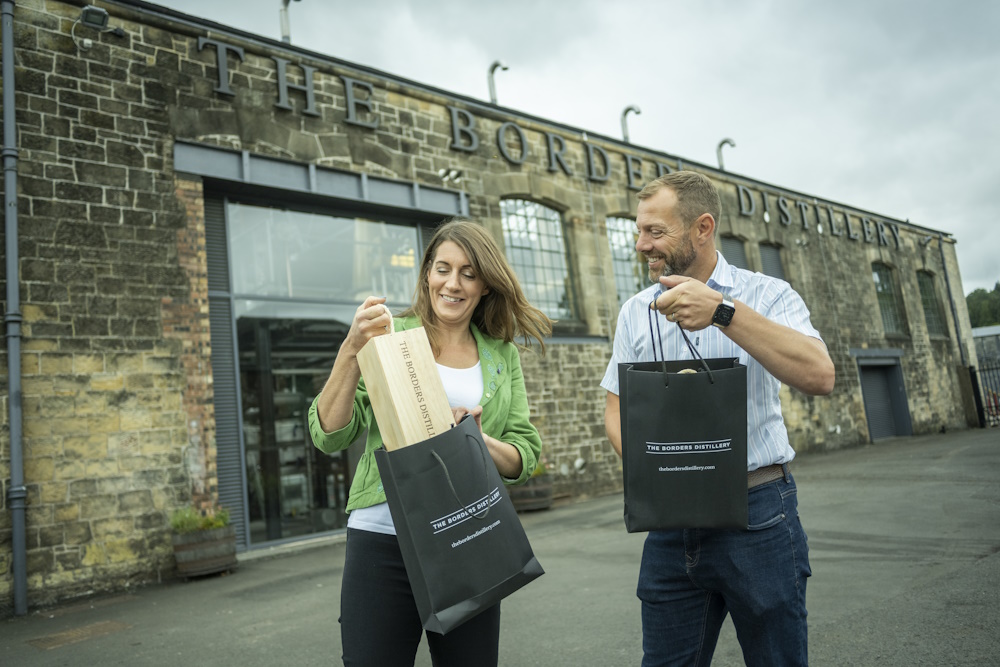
[308,316,541,513]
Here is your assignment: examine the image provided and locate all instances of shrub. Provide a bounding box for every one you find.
[170,506,231,534]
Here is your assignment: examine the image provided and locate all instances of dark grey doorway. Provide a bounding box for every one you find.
[859,362,913,440]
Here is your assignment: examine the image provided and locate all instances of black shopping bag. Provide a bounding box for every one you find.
[619,353,749,532]
[374,416,544,634]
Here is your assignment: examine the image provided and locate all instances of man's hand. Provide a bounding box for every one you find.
[649,275,721,330]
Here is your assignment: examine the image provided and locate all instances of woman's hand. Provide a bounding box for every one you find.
[340,296,393,358]
[451,405,523,479]
[451,405,483,432]
[315,296,391,433]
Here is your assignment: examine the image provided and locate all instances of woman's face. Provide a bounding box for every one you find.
[426,240,490,328]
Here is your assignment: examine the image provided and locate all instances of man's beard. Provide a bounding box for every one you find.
[646,237,697,283]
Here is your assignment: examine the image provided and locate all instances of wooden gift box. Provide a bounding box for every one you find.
[355,327,456,450]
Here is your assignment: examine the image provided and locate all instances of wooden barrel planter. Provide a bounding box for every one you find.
[172,525,238,579]
[510,474,554,512]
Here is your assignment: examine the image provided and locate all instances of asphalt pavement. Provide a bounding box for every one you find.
[2,427,998,666]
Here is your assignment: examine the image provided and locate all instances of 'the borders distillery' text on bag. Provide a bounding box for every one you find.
[375,416,544,634]
[618,297,749,532]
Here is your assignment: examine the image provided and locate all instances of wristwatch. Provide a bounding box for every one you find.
[712,294,735,329]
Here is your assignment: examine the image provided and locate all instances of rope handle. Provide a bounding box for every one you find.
[431,430,492,521]
[647,290,715,386]
[381,304,395,334]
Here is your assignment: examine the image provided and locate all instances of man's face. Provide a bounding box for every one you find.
[635,187,697,283]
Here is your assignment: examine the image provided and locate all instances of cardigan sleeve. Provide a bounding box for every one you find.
[307,376,372,454]
[490,345,541,486]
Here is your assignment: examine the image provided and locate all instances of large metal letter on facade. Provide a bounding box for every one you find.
[545,132,573,175]
[197,38,245,96]
[273,57,320,116]
[449,106,479,152]
[496,121,526,164]
[341,76,379,128]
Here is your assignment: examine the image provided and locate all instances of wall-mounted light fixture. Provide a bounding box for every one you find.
[621,105,641,143]
[438,168,463,183]
[72,5,125,51]
[716,138,736,170]
[488,60,508,105]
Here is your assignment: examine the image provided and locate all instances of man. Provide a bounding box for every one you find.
[601,171,835,666]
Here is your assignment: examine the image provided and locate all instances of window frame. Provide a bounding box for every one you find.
[916,270,948,338]
[872,262,908,337]
[719,235,750,271]
[605,215,647,307]
[758,242,786,281]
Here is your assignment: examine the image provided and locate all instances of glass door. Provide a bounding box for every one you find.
[239,317,360,544]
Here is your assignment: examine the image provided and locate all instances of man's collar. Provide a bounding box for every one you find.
[706,250,736,291]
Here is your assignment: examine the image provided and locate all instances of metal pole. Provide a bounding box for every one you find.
[280,0,291,43]
[2,0,28,616]
[621,105,640,143]
[716,138,735,170]
[488,60,507,105]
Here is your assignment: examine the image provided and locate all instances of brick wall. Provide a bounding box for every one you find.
[1,0,197,610]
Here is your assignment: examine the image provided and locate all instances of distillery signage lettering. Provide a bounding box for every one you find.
[197,38,901,250]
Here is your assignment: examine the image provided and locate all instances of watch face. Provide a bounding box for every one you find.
[713,302,735,327]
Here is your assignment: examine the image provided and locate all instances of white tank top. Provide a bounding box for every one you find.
[347,362,484,535]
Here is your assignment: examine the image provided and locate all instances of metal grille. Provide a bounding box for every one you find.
[720,236,749,270]
[605,216,646,306]
[971,362,1000,427]
[917,271,946,336]
[759,243,785,281]
[205,196,249,550]
[419,222,439,255]
[500,199,574,320]
[205,197,230,292]
[872,263,905,334]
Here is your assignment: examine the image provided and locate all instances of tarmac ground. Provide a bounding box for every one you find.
[2,427,999,666]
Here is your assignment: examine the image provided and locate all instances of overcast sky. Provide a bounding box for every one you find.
[153,0,1000,294]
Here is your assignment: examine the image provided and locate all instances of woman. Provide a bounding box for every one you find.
[308,219,552,666]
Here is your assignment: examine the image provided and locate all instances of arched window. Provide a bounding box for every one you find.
[605,216,646,306]
[872,262,906,335]
[500,199,576,320]
[917,271,947,336]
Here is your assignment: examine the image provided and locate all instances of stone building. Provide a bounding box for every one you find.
[1,0,980,612]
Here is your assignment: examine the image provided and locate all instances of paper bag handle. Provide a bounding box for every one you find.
[647,292,714,386]
[431,430,492,521]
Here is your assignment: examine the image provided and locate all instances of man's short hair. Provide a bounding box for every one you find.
[637,171,721,229]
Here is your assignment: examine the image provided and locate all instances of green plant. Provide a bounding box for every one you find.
[170,506,231,534]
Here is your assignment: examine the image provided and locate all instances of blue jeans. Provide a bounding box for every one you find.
[637,475,811,667]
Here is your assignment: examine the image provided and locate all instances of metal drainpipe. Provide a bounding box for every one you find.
[937,234,968,366]
[2,0,28,616]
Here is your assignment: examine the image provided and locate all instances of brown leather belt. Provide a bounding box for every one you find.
[747,463,789,489]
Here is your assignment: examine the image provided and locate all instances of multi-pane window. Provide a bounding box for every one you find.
[917,271,947,336]
[720,236,749,270]
[759,243,786,281]
[605,216,646,306]
[500,199,575,320]
[872,262,906,335]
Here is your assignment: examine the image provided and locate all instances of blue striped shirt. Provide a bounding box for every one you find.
[601,251,823,471]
